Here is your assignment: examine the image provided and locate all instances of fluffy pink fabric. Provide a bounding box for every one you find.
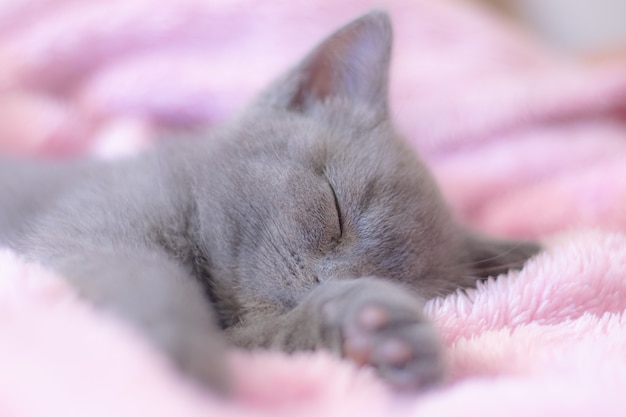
[2,0,626,415]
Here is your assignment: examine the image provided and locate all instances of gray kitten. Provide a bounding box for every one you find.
[0,12,539,393]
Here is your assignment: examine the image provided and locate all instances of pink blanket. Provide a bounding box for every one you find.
[2,0,626,415]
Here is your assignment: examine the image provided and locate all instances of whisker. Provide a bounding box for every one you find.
[472,261,529,273]
[447,241,528,270]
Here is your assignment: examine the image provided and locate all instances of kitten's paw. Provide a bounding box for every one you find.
[151,320,231,395]
[320,278,443,391]
[171,330,231,395]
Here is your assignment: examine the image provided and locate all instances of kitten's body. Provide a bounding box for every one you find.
[0,12,539,392]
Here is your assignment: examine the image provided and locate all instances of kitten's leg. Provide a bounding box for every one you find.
[227,277,442,391]
[37,247,230,393]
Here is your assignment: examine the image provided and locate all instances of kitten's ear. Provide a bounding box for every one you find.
[262,11,392,115]
[464,233,541,279]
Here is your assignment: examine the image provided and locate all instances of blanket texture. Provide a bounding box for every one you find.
[2,0,626,416]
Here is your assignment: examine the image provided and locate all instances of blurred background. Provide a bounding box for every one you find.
[471,0,626,59]
[1,0,625,157]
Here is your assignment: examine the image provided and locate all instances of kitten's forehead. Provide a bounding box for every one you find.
[238,101,395,157]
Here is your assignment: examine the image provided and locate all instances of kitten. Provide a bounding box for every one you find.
[0,11,539,393]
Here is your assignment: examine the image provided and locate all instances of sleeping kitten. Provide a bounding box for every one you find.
[0,11,539,393]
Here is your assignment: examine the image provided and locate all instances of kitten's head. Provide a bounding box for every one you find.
[194,11,539,320]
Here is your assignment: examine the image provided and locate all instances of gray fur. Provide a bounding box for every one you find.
[0,11,539,393]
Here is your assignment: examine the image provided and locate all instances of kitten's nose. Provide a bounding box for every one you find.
[315,263,364,283]
[316,272,360,283]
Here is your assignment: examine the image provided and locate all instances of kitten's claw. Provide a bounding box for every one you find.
[343,301,442,391]
[319,278,444,391]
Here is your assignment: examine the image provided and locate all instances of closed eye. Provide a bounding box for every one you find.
[328,182,343,239]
